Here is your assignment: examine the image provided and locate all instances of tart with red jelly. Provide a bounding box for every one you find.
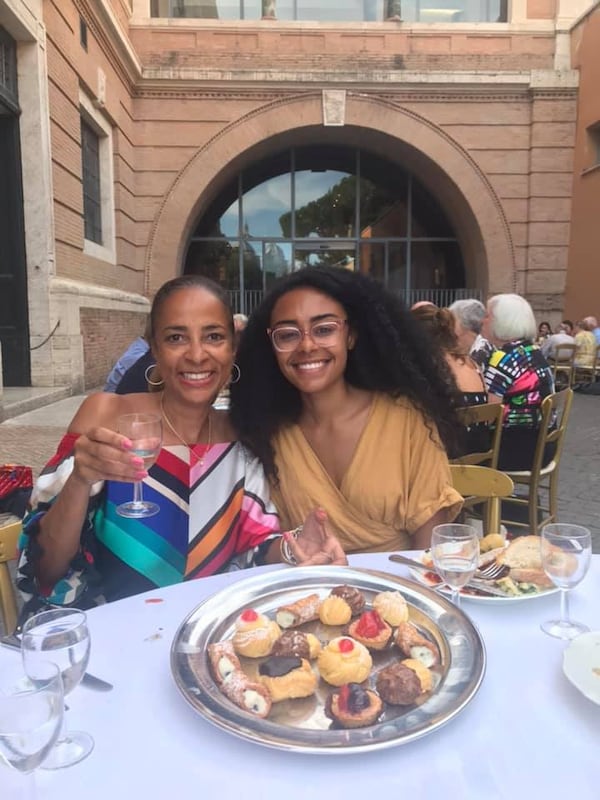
[346,610,392,651]
[325,683,383,729]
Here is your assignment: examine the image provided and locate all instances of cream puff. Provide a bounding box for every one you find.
[319,595,352,626]
[232,608,281,658]
[317,636,372,687]
[372,591,409,626]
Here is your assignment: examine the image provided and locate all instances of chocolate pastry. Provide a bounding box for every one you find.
[376,661,422,706]
[330,585,366,616]
[325,683,383,729]
[258,656,317,702]
[272,630,311,659]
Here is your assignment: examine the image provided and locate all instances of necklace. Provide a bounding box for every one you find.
[160,395,212,468]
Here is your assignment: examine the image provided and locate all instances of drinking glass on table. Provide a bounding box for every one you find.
[540,523,592,640]
[116,412,162,518]
[0,660,63,797]
[431,524,480,608]
[21,608,93,769]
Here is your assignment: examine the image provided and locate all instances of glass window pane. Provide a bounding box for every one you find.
[185,239,239,290]
[359,242,385,283]
[359,152,408,237]
[410,241,464,291]
[264,242,293,287]
[388,242,407,295]
[411,179,454,238]
[296,0,370,21]
[242,173,291,238]
[295,171,356,238]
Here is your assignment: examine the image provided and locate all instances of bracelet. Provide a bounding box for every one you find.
[279,525,303,566]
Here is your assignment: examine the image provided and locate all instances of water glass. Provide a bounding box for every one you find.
[431,523,480,608]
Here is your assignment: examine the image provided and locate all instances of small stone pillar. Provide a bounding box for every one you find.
[262,0,276,19]
[386,0,402,20]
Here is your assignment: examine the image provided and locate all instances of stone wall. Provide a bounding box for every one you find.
[80,307,147,390]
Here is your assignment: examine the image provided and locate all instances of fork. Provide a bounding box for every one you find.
[475,561,509,580]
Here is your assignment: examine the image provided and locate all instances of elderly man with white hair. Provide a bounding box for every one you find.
[584,315,600,345]
[481,293,555,471]
[449,298,494,368]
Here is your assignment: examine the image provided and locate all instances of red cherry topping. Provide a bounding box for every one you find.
[355,610,385,639]
[338,637,354,653]
[240,609,259,622]
[338,684,350,712]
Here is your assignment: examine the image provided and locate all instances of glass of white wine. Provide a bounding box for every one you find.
[0,660,63,798]
[21,608,93,770]
[540,523,592,640]
[116,412,162,518]
[431,524,480,608]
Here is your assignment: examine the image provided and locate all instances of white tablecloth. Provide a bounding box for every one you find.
[1,553,598,799]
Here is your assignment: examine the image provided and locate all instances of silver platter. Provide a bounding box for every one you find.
[170,566,485,754]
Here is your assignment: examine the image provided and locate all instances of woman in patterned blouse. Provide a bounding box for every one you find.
[481,293,555,471]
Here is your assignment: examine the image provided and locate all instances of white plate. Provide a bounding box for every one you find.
[408,551,559,605]
[563,631,600,705]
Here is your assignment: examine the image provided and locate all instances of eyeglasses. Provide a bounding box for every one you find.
[268,319,348,352]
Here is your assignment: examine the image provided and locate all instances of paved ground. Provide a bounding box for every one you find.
[1,390,598,551]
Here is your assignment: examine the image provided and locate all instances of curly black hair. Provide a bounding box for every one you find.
[229,266,461,481]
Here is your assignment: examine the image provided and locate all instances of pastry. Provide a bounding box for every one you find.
[330,585,366,616]
[276,593,322,628]
[317,636,372,687]
[319,595,352,626]
[258,656,317,702]
[346,610,392,651]
[401,658,433,692]
[232,608,281,658]
[207,640,242,685]
[394,621,439,667]
[271,630,321,660]
[325,683,383,729]
[376,661,422,706]
[372,591,409,626]
[218,668,272,718]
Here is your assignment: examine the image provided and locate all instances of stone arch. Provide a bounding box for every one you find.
[146,93,515,297]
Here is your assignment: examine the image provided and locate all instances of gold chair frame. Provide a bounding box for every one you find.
[453,403,504,470]
[501,388,574,535]
[450,464,514,535]
[551,343,577,389]
[0,516,22,634]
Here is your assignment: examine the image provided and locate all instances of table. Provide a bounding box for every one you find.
[1,553,598,799]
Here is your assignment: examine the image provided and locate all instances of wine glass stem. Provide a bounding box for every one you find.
[559,587,570,625]
[132,480,144,508]
[451,587,461,608]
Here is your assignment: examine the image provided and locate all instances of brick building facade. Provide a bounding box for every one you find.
[0,0,598,396]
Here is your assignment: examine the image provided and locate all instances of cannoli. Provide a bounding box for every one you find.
[319,595,352,626]
[258,656,317,702]
[276,593,322,629]
[394,621,439,667]
[207,640,241,685]
[219,668,272,718]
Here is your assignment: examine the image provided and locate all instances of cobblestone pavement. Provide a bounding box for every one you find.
[1,392,599,552]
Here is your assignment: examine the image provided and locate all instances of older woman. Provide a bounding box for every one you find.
[17,276,344,614]
[481,293,555,471]
[230,267,462,554]
[448,298,494,368]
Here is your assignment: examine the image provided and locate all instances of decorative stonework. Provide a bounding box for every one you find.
[386,0,402,20]
[322,89,346,126]
[262,0,276,19]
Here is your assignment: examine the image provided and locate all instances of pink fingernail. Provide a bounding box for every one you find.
[122,438,132,450]
[134,471,147,480]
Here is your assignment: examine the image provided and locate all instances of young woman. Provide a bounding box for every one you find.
[230,267,462,553]
[17,276,345,614]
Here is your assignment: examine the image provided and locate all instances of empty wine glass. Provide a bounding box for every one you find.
[21,608,93,769]
[116,412,162,518]
[540,523,592,640]
[431,524,480,608]
[0,660,63,798]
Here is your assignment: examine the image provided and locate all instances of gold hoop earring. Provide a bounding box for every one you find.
[230,363,241,384]
[144,364,164,387]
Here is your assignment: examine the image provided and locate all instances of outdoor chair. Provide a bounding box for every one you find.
[450,464,514,535]
[0,514,22,634]
[574,344,600,386]
[501,388,574,536]
[551,343,577,389]
[453,403,504,470]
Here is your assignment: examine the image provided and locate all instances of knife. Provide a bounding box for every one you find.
[0,634,114,692]
[388,554,512,598]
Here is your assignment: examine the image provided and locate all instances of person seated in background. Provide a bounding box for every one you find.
[541,320,575,361]
[583,316,600,346]
[481,294,555,471]
[104,317,151,392]
[448,298,495,368]
[574,319,597,368]
[17,275,345,617]
[536,321,552,346]
[230,266,463,555]
[411,304,490,457]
